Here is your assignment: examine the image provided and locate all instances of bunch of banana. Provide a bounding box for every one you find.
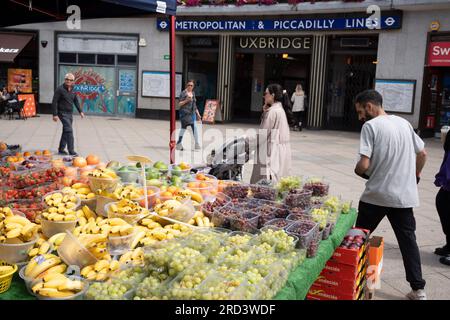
[75,205,98,227]
[174,189,203,204]
[0,265,15,275]
[88,168,117,179]
[0,214,39,243]
[31,273,84,298]
[111,184,143,201]
[24,253,67,279]
[118,248,144,266]
[43,192,79,209]
[135,218,192,246]
[80,259,120,281]
[73,217,104,235]
[61,183,96,201]
[0,207,15,221]
[28,237,53,257]
[107,198,148,216]
[77,233,110,260]
[187,210,213,227]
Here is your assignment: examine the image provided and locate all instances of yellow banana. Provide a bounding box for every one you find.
[27,257,62,279]
[48,233,66,246]
[107,218,128,226]
[38,241,51,254]
[35,288,74,298]
[6,228,22,239]
[20,223,38,237]
[85,270,97,281]
[28,248,39,257]
[119,225,133,236]
[119,251,132,264]
[43,276,69,289]
[38,265,67,280]
[94,260,110,272]
[4,215,30,226]
[109,260,120,271]
[72,183,89,189]
[57,279,83,291]
[81,265,94,277]
[82,205,96,220]
[131,231,146,249]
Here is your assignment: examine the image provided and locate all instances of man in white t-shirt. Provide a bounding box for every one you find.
[354,89,428,300]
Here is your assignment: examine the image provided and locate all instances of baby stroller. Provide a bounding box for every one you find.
[192,136,251,181]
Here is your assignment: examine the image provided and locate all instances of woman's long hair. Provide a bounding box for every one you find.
[295,84,304,96]
[266,83,296,127]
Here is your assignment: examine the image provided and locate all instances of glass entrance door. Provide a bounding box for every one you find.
[116,68,137,116]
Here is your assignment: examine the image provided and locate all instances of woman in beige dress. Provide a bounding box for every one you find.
[251,84,293,184]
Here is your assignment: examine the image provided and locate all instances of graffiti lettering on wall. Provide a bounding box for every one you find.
[60,66,115,114]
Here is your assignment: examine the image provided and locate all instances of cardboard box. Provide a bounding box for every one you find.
[330,228,370,266]
[307,279,366,300]
[367,236,384,289]
[323,252,368,281]
[314,263,367,293]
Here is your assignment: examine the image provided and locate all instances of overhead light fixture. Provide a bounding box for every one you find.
[282,53,289,59]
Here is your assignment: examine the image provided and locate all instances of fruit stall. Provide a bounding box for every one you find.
[0,143,360,300]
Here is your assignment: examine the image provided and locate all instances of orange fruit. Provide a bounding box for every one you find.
[196,173,206,181]
[73,157,87,168]
[161,191,173,198]
[86,154,100,165]
[34,150,42,156]
[17,157,25,163]
[187,182,198,188]
[0,142,6,151]
[199,182,208,189]
[23,151,31,157]
[167,186,179,195]
[146,189,155,195]
[6,156,15,163]
[43,150,51,156]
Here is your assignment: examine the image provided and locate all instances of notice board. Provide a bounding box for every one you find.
[142,71,182,98]
[374,79,416,114]
[202,99,222,124]
[8,68,32,93]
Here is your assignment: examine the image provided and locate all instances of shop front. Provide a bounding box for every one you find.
[0,30,39,117]
[56,33,138,117]
[420,33,450,138]
[160,11,401,128]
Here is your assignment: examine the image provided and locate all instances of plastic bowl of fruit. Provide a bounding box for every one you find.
[186,181,216,202]
[57,231,98,269]
[0,235,38,264]
[107,232,136,256]
[31,275,89,300]
[41,190,81,210]
[201,192,231,218]
[40,216,79,238]
[88,176,120,193]
[18,265,36,296]
[104,202,149,225]
[169,164,191,178]
[136,186,160,209]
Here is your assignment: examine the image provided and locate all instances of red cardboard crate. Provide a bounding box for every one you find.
[323,252,368,281]
[330,227,370,266]
[314,263,367,293]
[307,279,366,301]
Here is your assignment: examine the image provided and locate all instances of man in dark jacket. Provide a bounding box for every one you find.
[52,73,84,156]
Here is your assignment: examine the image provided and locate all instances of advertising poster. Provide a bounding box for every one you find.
[8,68,32,93]
[59,65,116,114]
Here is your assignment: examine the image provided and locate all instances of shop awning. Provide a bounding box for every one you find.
[0,33,33,63]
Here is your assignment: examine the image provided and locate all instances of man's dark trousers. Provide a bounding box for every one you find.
[58,112,74,154]
[356,201,426,291]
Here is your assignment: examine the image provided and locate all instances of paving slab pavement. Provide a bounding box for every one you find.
[1,115,449,300]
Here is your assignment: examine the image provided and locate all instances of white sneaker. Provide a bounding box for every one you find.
[406,289,427,300]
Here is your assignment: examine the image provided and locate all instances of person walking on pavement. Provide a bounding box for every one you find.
[52,73,84,156]
[176,79,202,151]
[290,84,306,131]
[434,131,450,265]
[353,89,428,300]
[250,84,292,184]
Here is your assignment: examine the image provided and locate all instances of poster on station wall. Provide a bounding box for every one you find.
[8,68,32,93]
[375,79,416,114]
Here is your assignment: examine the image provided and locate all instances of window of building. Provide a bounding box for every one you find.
[117,55,137,65]
[78,53,96,64]
[59,52,77,63]
[97,54,115,65]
